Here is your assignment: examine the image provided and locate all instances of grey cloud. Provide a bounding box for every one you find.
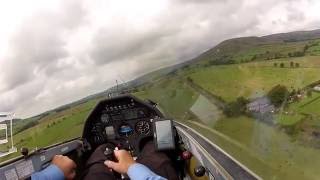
[0,79,46,113]
[0,0,88,117]
[173,0,220,4]
[172,0,233,6]
[89,0,252,66]
[287,11,305,22]
[90,24,180,65]
[0,0,87,92]
[285,1,306,22]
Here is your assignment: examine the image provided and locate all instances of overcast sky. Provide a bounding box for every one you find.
[0,0,319,118]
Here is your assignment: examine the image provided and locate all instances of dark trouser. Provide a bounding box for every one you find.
[82,141,179,180]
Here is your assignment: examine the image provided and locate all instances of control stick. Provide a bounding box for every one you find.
[104,147,122,179]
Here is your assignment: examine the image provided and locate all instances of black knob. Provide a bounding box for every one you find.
[104,147,114,157]
[194,166,206,177]
[21,147,29,157]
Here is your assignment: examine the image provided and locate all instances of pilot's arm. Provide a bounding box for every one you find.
[105,150,167,180]
[31,155,76,180]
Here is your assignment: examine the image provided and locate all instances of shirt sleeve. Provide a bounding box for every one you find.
[127,163,167,180]
[31,164,65,180]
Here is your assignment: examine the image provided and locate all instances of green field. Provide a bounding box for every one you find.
[132,55,320,179]
[290,92,320,116]
[186,119,320,180]
[0,99,98,162]
[234,40,308,62]
[132,74,320,180]
[134,76,320,180]
[188,56,320,102]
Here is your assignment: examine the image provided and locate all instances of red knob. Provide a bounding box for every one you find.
[182,151,192,160]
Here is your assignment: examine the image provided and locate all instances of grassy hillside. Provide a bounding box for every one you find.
[0,99,99,162]
[132,71,320,180]
[188,56,320,102]
[195,34,320,65]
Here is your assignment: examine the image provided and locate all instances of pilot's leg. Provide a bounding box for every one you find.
[81,144,116,180]
[137,141,179,180]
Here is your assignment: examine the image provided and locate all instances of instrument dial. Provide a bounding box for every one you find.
[91,123,105,144]
[101,113,110,124]
[118,124,134,136]
[135,120,150,135]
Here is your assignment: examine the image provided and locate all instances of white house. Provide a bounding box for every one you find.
[314,85,320,91]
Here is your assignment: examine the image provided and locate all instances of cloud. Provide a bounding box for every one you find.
[0,0,87,115]
[0,0,319,118]
[0,0,87,90]
[89,25,177,65]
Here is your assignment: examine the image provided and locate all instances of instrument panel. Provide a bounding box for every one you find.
[82,95,163,155]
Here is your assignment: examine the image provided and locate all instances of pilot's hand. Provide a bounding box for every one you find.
[104,150,135,174]
[52,155,77,179]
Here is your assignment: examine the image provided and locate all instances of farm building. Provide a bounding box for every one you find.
[246,97,275,114]
[313,85,320,91]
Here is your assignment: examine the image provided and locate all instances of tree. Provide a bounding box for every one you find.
[186,77,193,83]
[295,63,300,68]
[280,63,285,68]
[290,89,296,96]
[267,85,289,107]
[297,88,302,94]
[307,89,312,97]
[275,53,282,59]
[290,61,294,68]
[274,63,278,67]
[303,44,309,52]
[251,55,257,61]
[224,97,249,117]
[293,51,304,57]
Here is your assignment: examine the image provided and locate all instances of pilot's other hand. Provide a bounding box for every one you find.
[52,155,77,179]
[104,150,135,174]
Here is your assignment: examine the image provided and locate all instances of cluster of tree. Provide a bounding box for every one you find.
[207,55,237,66]
[46,120,63,128]
[246,49,305,62]
[310,41,320,47]
[287,43,317,58]
[289,88,312,102]
[267,85,289,107]
[186,77,192,82]
[273,62,300,68]
[208,59,236,66]
[208,41,319,66]
[14,120,39,135]
[288,51,305,57]
[250,52,285,61]
[224,97,249,117]
[251,55,257,61]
